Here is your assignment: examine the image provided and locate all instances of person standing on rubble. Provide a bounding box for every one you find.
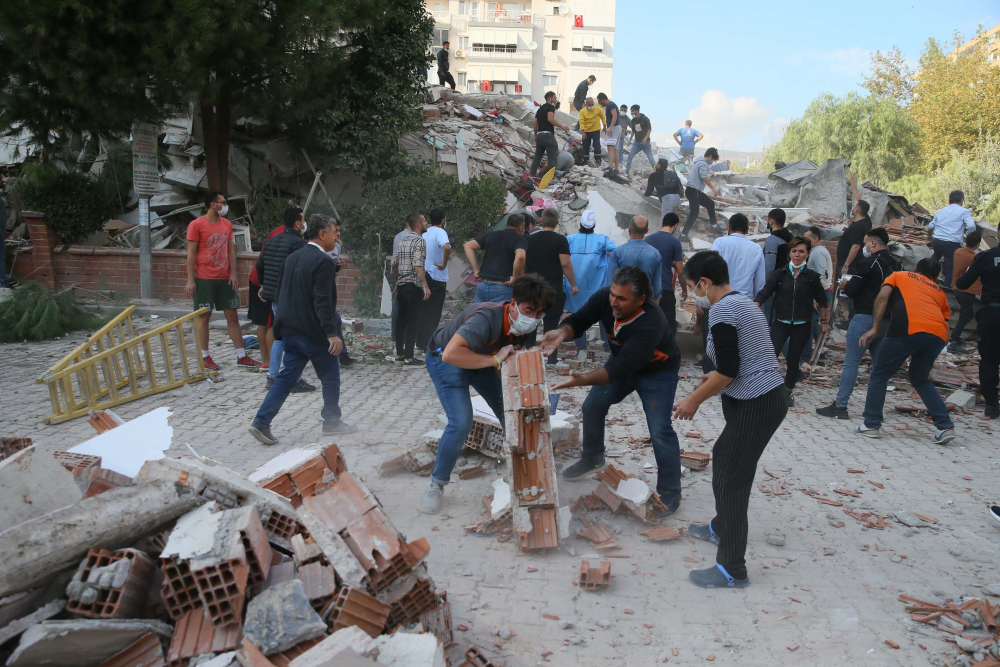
[418,274,556,514]
[955,232,1000,419]
[816,227,899,420]
[928,190,977,288]
[573,75,597,116]
[525,207,579,367]
[597,94,621,172]
[465,214,528,303]
[248,215,355,445]
[673,250,788,589]
[838,174,873,321]
[678,148,730,241]
[673,120,703,158]
[578,97,605,167]
[948,229,982,354]
[530,91,570,176]
[855,258,955,445]
[565,210,617,350]
[391,212,430,366]
[185,191,262,372]
[417,208,451,355]
[436,41,456,90]
[645,212,687,333]
[605,216,662,305]
[624,105,656,176]
[645,159,685,222]
[616,104,630,158]
[541,266,684,517]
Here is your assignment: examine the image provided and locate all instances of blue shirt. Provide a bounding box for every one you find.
[928,203,976,244]
[676,127,700,149]
[605,239,663,300]
[565,232,618,312]
[645,230,683,291]
[687,156,727,192]
[711,233,765,299]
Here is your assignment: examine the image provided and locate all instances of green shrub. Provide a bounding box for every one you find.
[0,281,110,342]
[17,165,115,243]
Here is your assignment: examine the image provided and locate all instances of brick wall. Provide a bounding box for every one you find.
[7,212,363,311]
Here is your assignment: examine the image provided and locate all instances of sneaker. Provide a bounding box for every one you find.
[259,364,269,373]
[322,419,357,435]
[290,378,317,393]
[985,404,999,419]
[403,358,424,367]
[248,421,279,446]
[561,457,607,481]
[990,505,1000,525]
[689,564,749,589]
[264,377,274,391]
[948,344,969,355]
[418,482,444,515]
[340,356,357,368]
[203,355,219,371]
[678,234,691,243]
[932,428,956,446]
[786,392,795,407]
[816,403,849,420]
[237,355,262,369]
[687,521,719,545]
[855,424,880,439]
[657,492,682,518]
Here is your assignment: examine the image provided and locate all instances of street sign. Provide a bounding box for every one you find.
[132,122,160,199]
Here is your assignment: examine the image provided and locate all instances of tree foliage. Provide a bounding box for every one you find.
[763,92,921,186]
[0,281,109,342]
[911,31,1000,163]
[17,165,116,242]
[862,46,915,106]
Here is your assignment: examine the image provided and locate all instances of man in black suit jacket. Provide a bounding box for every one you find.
[249,214,355,445]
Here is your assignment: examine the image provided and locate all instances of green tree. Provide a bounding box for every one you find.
[862,46,915,106]
[763,92,921,186]
[911,31,1000,163]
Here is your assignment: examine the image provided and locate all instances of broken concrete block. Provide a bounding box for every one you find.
[946,390,976,409]
[0,599,66,647]
[0,480,202,599]
[371,631,446,667]
[7,619,173,667]
[244,580,327,655]
[286,626,376,667]
[0,445,84,532]
[66,548,156,618]
[295,508,369,591]
[418,430,443,449]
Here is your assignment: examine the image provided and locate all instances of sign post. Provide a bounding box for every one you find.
[132,122,160,299]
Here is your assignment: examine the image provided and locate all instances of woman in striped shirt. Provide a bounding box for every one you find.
[673,250,789,589]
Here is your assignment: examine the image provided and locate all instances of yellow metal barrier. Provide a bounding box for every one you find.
[38,307,209,424]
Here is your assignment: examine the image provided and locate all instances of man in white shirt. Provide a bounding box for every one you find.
[928,190,977,286]
[418,207,451,353]
[803,225,834,362]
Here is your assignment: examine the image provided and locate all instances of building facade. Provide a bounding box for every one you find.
[426,0,615,108]
[953,23,1000,64]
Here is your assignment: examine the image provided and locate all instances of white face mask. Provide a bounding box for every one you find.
[692,281,712,309]
[789,260,806,271]
[218,204,229,217]
[862,245,872,258]
[509,304,541,335]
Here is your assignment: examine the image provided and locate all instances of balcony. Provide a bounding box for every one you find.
[468,46,532,61]
[465,11,544,28]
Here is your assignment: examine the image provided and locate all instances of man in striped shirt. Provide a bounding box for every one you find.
[391,213,430,366]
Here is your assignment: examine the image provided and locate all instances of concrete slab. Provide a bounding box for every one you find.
[7,619,172,667]
[0,446,83,532]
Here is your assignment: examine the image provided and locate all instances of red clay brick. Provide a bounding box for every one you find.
[327,586,391,638]
[97,633,165,667]
[167,609,241,666]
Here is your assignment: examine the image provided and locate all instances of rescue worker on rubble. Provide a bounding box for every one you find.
[418,274,556,515]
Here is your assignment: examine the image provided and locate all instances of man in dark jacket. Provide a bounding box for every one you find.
[645,159,684,222]
[573,75,596,113]
[760,208,792,322]
[540,266,684,517]
[255,208,314,392]
[437,41,456,89]
[249,215,354,445]
[955,242,1000,419]
[817,227,900,419]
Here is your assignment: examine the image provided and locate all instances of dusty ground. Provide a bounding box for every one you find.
[3,316,999,667]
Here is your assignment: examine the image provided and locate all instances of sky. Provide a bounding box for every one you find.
[611,0,1000,153]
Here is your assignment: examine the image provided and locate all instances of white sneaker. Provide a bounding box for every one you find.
[418,482,444,515]
[856,424,880,439]
[990,506,1000,525]
[933,428,956,446]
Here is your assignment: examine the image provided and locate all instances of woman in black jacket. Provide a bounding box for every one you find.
[755,237,830,398]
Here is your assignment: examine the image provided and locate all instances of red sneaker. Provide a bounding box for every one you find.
[237,355,262,369]
[203,355,219,371]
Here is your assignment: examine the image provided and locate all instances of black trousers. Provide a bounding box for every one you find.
[951,291,979,343]
[582,130,602,165]
[417,277,447,351]
[529,132,558,176]
[681,186,717,237]
[395,283,424,359]
[437,71,456,89]
[542,289,567,365]
[660,292,677,334]
[931,239,961,286]
[711,385,789,579]
[770,320,810,389]
[978,304,1000,406]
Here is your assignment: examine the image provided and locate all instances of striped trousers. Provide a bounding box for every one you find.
[711,385,789,579]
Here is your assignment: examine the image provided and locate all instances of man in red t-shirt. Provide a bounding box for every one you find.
[185,190,260,371]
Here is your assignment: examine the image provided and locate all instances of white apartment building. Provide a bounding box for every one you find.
[425,0,615,108]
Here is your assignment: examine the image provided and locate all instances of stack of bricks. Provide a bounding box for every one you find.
[66,548,156,619]
[324,587,392,638]
[0,436,31,461]
[500,349,568,551]
[463,417,505,459]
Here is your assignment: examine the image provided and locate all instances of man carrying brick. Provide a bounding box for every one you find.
[540,266,684,517]
[185,190,260,371]
[418,274,556,514]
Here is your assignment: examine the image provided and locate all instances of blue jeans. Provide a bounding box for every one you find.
[426,353,505,485]
[254,334,342,426]
[574,321,610,351]
[581,368,682,497]
[863,333,952,431]
[475,281,512,303]
[625,141,656,174]
[269,303,283,378]
[835,314,883,408]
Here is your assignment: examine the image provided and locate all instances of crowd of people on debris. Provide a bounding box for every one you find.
[178,88,997,589]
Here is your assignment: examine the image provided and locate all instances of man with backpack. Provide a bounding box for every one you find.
[645,159,684,222]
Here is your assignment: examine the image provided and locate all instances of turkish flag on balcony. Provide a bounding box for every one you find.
[574,15,583,27]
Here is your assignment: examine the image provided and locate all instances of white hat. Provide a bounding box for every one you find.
[581,210,596,229]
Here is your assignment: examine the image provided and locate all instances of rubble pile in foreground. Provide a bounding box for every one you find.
[0,438,457,667]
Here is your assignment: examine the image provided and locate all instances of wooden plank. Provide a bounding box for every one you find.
[160,332,174,385]
[143,339,157,390]
[41,306,136,376]
[177,324,191,379]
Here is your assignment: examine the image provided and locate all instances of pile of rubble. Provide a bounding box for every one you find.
[896,593,999,666]
[0,424,463,666]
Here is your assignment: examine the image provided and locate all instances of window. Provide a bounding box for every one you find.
[433,29,450,47]
[458,36,469,50]
[471,42,519,53]
[551,39,558,50]
[434,3,448,19]
[552,5,560,14]
[459,2,480,19]
[543,74,558,87]
[457,73,467,87]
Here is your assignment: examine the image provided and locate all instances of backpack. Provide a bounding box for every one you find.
[661,169,682,195]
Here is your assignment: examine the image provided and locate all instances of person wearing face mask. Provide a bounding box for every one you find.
[817,227,900,420]
[679,147,731,241]
[186,190,261,372]
[673,250,788,589]
[578,96,606,166]
[754,238,829,405]
[540,266,684,517]
[418,274,557,515]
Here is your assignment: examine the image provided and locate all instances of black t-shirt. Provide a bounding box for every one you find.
[631,114,651,140]
[525,230,570,292]
[535,104,555,133]
[603,102,618,128]
[476,229,528,283]
[837,217,872,271]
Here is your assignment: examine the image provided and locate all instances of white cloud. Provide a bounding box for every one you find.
[672,90,773,151]
[783,47,871,75]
